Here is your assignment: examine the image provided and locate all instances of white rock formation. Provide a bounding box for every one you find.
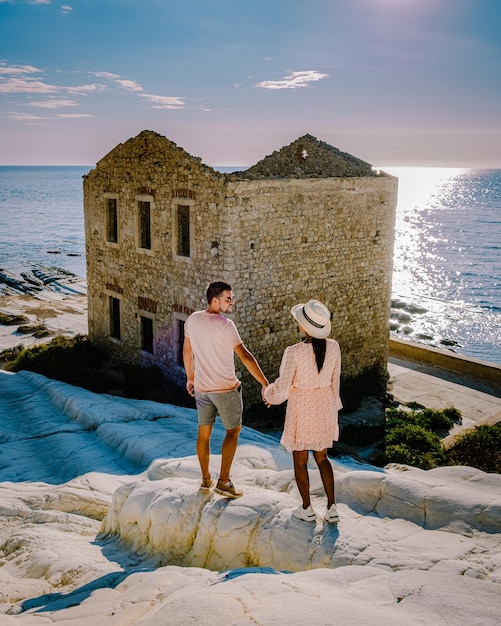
[1,370,500,624]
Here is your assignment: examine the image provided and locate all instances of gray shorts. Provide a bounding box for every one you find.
[194,386,243,430]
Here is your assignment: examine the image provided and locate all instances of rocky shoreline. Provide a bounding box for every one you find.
[0,266,87,352]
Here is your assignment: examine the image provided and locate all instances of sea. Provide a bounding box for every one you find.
[1,165,500,366]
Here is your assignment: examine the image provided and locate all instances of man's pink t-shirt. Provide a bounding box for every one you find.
[185,310,242,392]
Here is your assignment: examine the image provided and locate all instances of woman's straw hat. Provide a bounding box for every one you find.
[291,299,331,338]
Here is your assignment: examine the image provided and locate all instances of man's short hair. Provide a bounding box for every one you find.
[206,281,232,303]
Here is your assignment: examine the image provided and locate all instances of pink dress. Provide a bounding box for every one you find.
[263,339,342,452]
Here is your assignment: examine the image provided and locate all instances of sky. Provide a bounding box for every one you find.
[1,367,500,622]
[0,0,500,167]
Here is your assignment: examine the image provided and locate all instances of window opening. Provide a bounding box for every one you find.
[106,198,118,243]
[138,201,151,249]
[109,296,121,340]
[177,205,190,257]
[141,316,154,354]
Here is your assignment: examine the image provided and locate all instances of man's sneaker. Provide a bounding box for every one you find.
[325,503,340,523]
[199,478,214,493]
[214,479,243,499]
[292,504,317,522]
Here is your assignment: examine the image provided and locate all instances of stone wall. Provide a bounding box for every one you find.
[83,131,398,407]
[223,177,397,401]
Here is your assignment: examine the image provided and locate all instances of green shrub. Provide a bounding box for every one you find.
[5,334,102,370]
[446,424,501,473]
[16,324,53,338]
[385,407,458,433]
[0,313,29,325]
[2,335,111,392]
[442,406,462,423]
[384,443,416,466]
[0,343,24,365]
[1,334,194,407]
[372,403,501,473]
[384,443,442,469]
[367,404,457,469]
[405,401,426,411]
[385,422,444,456]
[385,408,413,428]
[420,407,460,431]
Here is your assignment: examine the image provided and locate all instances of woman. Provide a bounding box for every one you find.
[263,299,342,523]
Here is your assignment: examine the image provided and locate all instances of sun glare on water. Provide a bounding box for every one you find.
[380,167,468,208]
[381,167,469,298]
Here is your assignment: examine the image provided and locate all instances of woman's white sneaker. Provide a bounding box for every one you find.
[325,503,340,523]
[292,505,317,522]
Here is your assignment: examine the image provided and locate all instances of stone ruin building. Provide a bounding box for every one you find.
[83,130,398,406]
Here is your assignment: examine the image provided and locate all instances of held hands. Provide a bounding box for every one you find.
[261,385,271,408]
[186,380,195,397]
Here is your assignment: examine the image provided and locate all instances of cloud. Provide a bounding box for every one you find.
[24,98,79,108]
[0,64,42,76]
[61,5,72,13]
[0,76,103,95]
[198,99,210,112]
[66,83,105,94]
[0,65,103,95]
[7,111,47,121]
[89,72,142,92]
[57,113,93,118]
[6,110,93,121]
[139,94,185,109]
[1,63,186,122]
[88,71,185,109]
[91,72,121,79]
[255,70,329,90]
[115,79,143,92]
[0,77,59,94]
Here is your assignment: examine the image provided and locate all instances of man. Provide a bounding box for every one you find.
[183,281,269,498]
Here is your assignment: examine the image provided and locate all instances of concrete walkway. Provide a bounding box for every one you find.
[388,356,501,442]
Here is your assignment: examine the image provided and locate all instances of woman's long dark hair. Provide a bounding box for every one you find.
[311,337,326,373]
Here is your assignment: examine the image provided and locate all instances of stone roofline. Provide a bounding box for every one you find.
[90,130,387,181]
[231,133,380,180]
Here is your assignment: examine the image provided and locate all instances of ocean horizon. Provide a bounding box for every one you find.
[1,165,500,365]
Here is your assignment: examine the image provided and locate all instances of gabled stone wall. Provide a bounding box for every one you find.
[83,131,398,406]
[83,131,228,383]
[232,134,375,179]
